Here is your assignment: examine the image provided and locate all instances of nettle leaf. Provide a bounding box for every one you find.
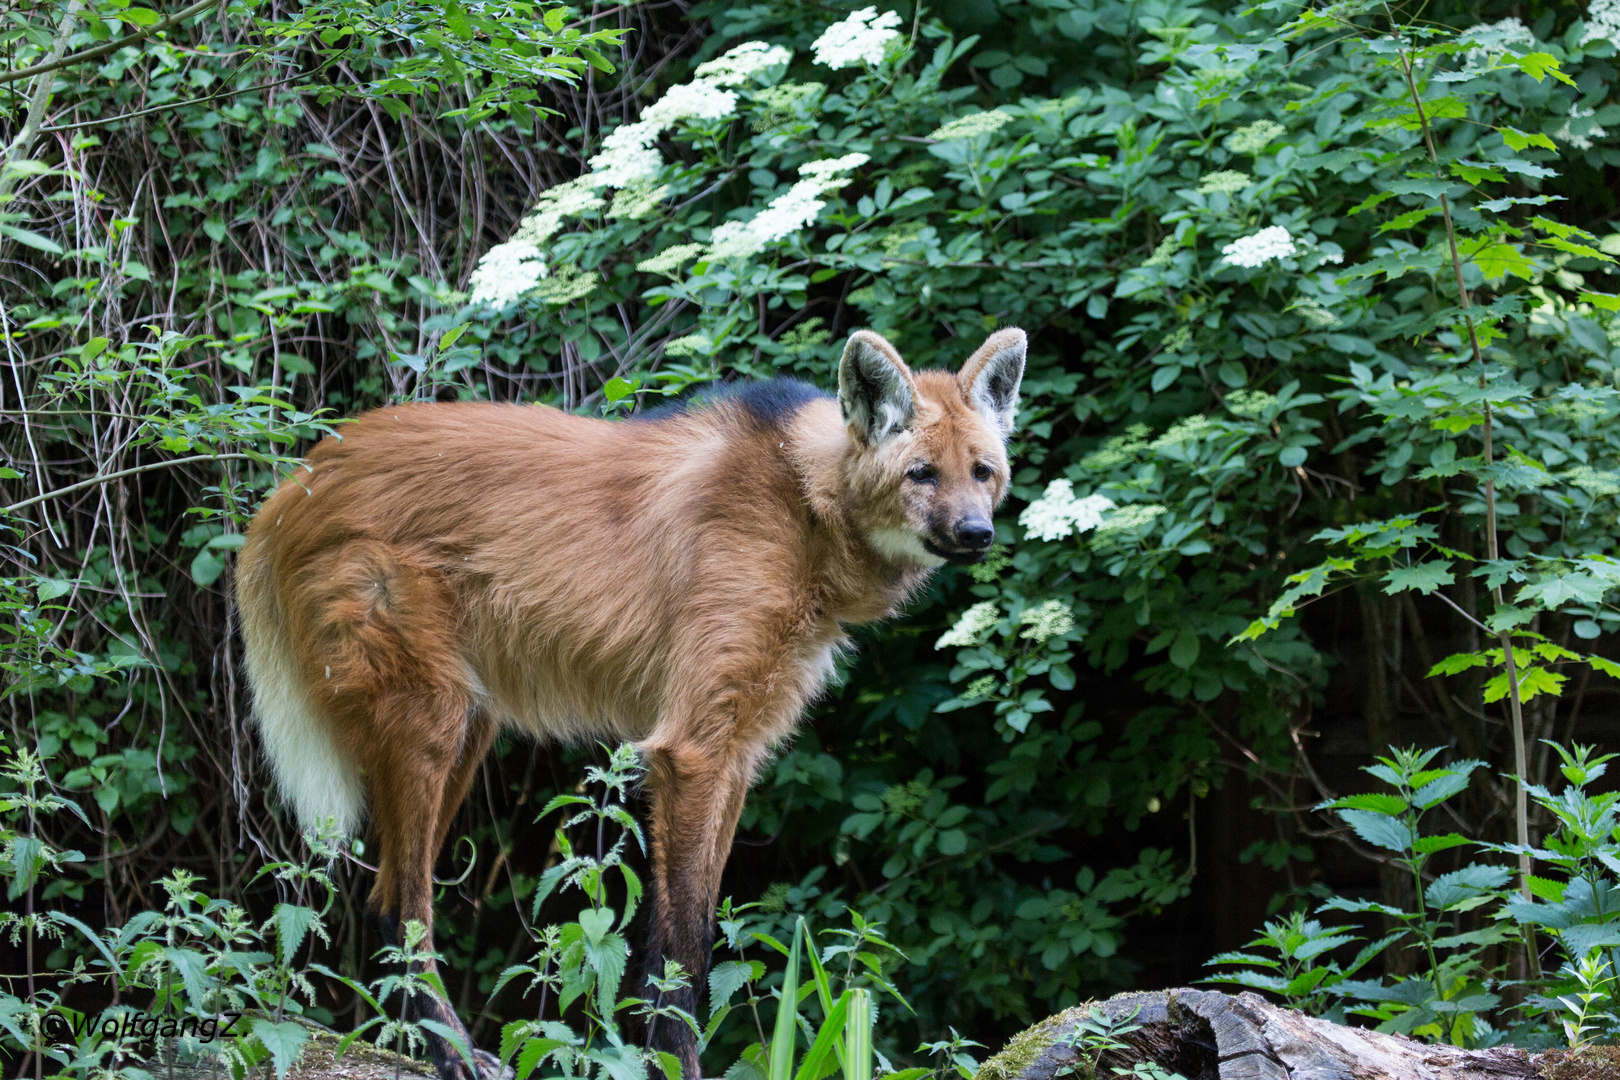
[1204,969,1288,992]
[269,903,317,966]
[1411,771,1472,810]
[1425,864,1511,909]
[1329,793,1409,816]
[1527,875,1566,903]
[1335,809,1415,853]
[251,1019,310,1080]
[1413,832,1471,855]
[709,960,764,1017]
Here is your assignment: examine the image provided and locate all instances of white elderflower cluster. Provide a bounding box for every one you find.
[470,40,787,305]
[1223,119,1286,155]
[1582,0,1620,45]
[521,181,607,245]
[1295,302,1341,328]
[1221,225,1295,268]
[937,601,1000,649]
[1150,415,1218,450]
[1095,504,1168,535]
[637,243,705,275]
[1198,170,1250,195]
[1143,235,1180,268]
[708,154,869,259]
[1564,465,1620,496]
[813,6,904,70]
[1556,104,1608,151]
[1019,479,1116,542]
[531,267,599,306]
[663,333,714,358]
[467,241,546,307]
[1019,600,1075,644]
[608,181,671,220]
[643,81,739,126]
[1224,389,1278,418]
[694,41,792,85]
[930,110,1013,141]
[1462,17,1536,69]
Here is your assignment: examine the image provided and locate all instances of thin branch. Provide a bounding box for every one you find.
[0,0,218,87]
[3,453,259,515]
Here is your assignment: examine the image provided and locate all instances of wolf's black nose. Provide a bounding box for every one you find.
[955,519,994,549]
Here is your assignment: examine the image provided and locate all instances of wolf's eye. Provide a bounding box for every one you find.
[907,464,937,485]
[972,463,993,482]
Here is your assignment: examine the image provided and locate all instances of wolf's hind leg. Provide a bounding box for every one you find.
[308,547,501,1080]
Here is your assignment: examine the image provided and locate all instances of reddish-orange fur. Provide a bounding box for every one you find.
[235,329,1026,1080]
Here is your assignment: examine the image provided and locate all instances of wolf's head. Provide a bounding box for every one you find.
[837,328,1026,567]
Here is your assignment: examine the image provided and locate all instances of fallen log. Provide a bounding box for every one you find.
[974,988,1620,1080]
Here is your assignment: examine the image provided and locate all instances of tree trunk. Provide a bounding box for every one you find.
[975,989,1597,1080]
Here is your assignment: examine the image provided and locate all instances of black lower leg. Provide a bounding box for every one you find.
[641,887,711,1077]
[404,966,477,1080]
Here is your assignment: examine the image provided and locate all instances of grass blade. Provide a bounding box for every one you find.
[845,989,872,1080]
[769,917,805,1080]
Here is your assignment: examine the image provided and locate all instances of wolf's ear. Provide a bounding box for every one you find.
[838,330,915,443]
[958,328,1026,438]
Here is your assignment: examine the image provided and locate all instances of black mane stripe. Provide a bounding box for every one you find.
[633,377,832,429]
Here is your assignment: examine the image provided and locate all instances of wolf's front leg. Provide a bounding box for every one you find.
[637,741,754,1078]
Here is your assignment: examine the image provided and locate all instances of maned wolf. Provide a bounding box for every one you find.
[235,327,1027,1080]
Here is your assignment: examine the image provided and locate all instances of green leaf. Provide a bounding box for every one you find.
[1168,629,1199,669]
[1429,652,1486,677]
[1377,206,1440,233]
[1382,561,1453,596]
[710,960,764,1017]
[0,223,64,254]
[1335,809,1415,853]
[35,578,73,601]
[269,903,316,966]
[1466,242,1534,282]
[1327,793,1408,815]
[120,7,162,25]
[1410,772,1471,810]
[793,990,849,1080]
[578,905,615,945]
[1590,656,1620,681]
[251,1019,310,1080]
[418,1019,476,1076]
[769,919,804,1080]
[191,548,227,588]
[1498,126,1557,151]
[604,376,640,402]
[1510,52,1577,86]
[1484,665,1566,703]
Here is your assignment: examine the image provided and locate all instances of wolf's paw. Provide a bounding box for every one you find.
[474,1048,515,1080]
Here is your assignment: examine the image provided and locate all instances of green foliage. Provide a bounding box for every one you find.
[1210,741,1620,1049]
[7,0,1620,1063]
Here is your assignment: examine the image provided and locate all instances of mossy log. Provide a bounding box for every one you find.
[975,989,1620,1080]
